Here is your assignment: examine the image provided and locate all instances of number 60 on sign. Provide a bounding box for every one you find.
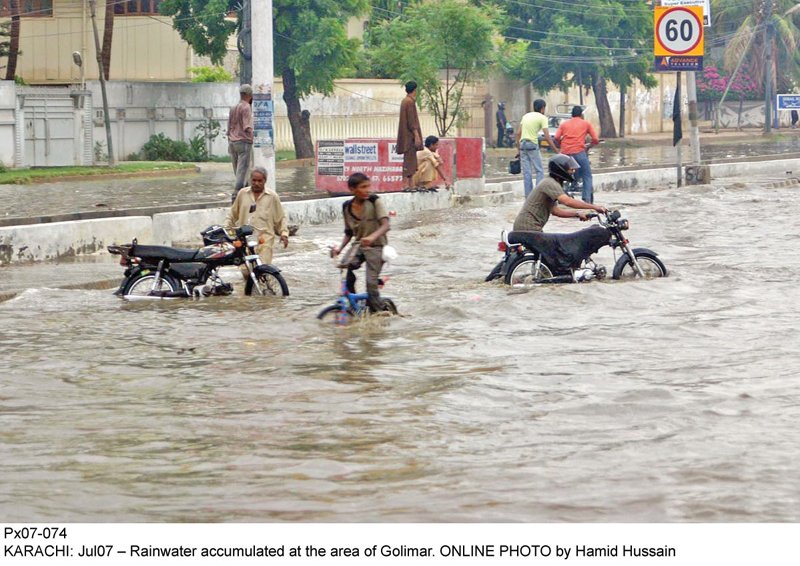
[654,6,704,56]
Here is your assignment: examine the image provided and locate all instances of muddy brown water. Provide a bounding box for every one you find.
[1,178,799,521]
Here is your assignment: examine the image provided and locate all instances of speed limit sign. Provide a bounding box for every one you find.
[654,6,704,56]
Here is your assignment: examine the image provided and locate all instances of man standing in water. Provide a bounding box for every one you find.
[225,167,289,280]
[396,81,423,191]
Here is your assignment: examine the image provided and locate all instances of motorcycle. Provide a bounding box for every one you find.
[485,210,667,288]
[107,225,289,299]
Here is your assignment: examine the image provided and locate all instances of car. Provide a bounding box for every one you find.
[539,104,587,151]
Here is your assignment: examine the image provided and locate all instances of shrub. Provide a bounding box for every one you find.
[189,66,233,83]
[696,63,763,102]
[140,133,210,162]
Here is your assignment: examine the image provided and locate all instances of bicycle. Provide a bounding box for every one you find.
[317,245,398,325]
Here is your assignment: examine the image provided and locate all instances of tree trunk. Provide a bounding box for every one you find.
[591,73,617,138]
[101,0,114,80]
[4,0,20,81]
[282,67,314,159]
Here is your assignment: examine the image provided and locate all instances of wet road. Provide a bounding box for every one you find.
[2,137,800,220]
[2,177,799,521]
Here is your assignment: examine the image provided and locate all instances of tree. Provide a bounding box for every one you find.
[4,0,20,81]
[159,0,239,64]
[369,0,500,136]
[711,0,800,94]
[498,0,656,138]
[274,0,369,158]
[161,0,367,159]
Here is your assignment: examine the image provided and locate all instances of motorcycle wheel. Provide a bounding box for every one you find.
[504,257,554,289]
[383,298,398,314]
[485,259,505,282]
[317,305,354,325]
[123,273,180,297]
[612,251,667,280]
[245,271,289,297]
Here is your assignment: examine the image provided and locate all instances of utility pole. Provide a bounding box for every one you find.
[764,0,773,134]
[619,83,626,139]
[238,0,252,85]
[250,0,276,189]
[686,71,701,164]
[88,0,114,166]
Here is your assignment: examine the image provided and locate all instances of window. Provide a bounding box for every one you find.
[114,0,162,15]
[0,0,53,17]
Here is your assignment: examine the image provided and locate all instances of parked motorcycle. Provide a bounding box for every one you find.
[485,210,667,288]
[107,225,289,298]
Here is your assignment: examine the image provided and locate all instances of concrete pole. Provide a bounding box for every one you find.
[88,0,114,166]
[250,0,276,190]
[619,82,626,139]
[686,71,701,164]
[764,0,773,134]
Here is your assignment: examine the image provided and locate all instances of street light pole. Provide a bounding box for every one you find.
[88,0,114,166]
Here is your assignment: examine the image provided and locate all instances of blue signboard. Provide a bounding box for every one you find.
[777,94,800,110]
[655,56,703,72]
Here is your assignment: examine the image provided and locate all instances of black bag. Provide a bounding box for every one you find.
[509,156,521,175]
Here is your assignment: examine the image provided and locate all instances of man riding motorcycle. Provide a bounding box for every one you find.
[513,154,607,233]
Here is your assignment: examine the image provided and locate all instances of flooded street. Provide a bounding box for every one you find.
[1,178,799,522]
[2,136,800,220]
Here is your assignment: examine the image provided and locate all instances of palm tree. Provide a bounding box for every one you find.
[711,0,800,92]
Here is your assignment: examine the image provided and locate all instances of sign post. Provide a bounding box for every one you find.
[654,5,704,72]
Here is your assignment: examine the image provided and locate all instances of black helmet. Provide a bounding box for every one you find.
[548,154,580,185]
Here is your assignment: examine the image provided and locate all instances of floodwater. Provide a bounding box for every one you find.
[2,136,800,220]
[1,178,799,522]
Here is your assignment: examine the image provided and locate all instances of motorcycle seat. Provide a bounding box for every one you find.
[132,244,200,263]
[508,226,610,274]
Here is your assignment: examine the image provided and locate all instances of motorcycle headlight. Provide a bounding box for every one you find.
[619,219,630,231]
[246,235,259,247]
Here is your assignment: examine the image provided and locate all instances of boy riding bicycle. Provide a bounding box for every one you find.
[330,173,391,312]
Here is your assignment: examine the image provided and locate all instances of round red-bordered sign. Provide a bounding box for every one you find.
[655,7,703,55]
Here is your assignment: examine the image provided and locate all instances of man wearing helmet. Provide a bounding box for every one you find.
[514,154,607,233]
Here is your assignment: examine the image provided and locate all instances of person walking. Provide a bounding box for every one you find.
[496,102,508,148]
[396,81,423,191]
[792,109,799,129]
[554,106,600,203]
[224,167,289,279]
[227,84,254,202]
[517,99,557,198]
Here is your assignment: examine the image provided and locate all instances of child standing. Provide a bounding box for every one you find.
[330,173,391,312]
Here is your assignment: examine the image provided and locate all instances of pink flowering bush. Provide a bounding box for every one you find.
[696,64,763,101]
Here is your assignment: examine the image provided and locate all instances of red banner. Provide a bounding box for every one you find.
[315,138,482,193]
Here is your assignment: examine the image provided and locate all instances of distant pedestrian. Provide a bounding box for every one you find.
[517,99,557,198]
[496,102,508,148]
[396,81,423,191]
[792,110,799,129]
[554,106,600,203]
[413,135,450,189]
[227,83,254,202]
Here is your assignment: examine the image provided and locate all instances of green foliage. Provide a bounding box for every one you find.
[369,0,501,136]
[94,141,108,163]
[710,0,800,92]
[159,0,239,65]
[499,0,655,92]
[189,65,233,83]
[274,0,370,98]
[140,130,215,162]
[13,75,27,86]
